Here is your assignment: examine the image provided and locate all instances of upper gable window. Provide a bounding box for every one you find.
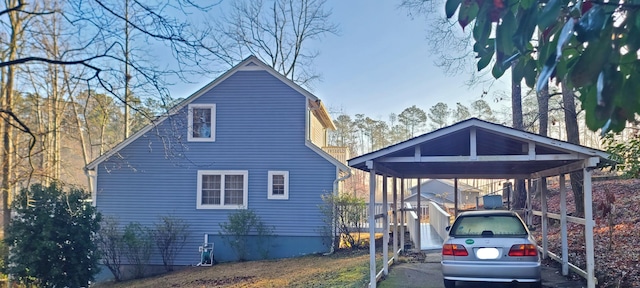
[268,171,289,200]
[188,104,216,142]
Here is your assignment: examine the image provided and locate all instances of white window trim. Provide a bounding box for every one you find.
[188,104,216,142]
[267,171,289,200]
[197,170,248,209]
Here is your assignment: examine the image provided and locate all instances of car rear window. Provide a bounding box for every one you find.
[450,215,527,237]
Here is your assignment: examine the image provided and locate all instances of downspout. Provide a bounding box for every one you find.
[84,167,97,207]
[326,168,352,255]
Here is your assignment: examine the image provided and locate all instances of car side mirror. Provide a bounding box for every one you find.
[445,226,450,231]
[528,225,536,232]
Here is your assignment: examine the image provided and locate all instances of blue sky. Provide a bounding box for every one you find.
[170,1,512,120]
[311,1,512,119]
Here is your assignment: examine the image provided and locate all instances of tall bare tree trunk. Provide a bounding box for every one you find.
[0,72,12,239]
[511,62,526,209]
[50,12,63,182]
[536,84,550,196]
[538,87,549,137]
[124,0,131,139]
[1,1,24,238]
[562,80,584,216]
[34,5,65,184]
[69,90,94,189]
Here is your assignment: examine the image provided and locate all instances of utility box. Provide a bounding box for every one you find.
[483,195,503,209]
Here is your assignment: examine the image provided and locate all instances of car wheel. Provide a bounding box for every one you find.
[443,279,455,288]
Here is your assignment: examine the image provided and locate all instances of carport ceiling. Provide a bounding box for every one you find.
[347,118,612,179]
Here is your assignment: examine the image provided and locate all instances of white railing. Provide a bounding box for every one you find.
[322,146,349,164]
[405,203,420,249]
[429,201,451,240]
[528,174,597,287]
[403,201,429,220]
[345,203,391,232]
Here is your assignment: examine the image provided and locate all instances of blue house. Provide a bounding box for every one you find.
[85,56,350,273]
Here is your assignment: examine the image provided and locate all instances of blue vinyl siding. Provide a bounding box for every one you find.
[206,234,329,262]
[96,70,339,265]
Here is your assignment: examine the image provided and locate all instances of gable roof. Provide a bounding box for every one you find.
[348,118,613,179]
[86,56,339,170]
[403,193,455,203]
[410,179,481,193]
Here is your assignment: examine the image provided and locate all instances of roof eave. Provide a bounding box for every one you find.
[309,99,336,130]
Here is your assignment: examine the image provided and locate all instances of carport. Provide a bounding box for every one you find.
[347,118,612,288]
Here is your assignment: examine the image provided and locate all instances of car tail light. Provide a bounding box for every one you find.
[508,244,538,256]
[442,244,469,256]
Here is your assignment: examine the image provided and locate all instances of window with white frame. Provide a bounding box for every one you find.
[197,170,248,209]
[188,104,216,141]
[268,171,289,200]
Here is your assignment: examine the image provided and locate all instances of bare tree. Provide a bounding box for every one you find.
[0,0,226,237]
[215,0,338,86]
[1,0,34,239]
[401,0,496,89]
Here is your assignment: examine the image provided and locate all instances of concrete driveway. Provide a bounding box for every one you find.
[378,250,587,288]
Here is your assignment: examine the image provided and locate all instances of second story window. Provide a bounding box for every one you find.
[188,104,216,142]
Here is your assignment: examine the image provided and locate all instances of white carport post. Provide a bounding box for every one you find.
[532,157,599,288]
[416,177,421,250]
[540,177,548,259]
[583,167,595,288]
[392,177,398,260]
[382,174,389,275]
[400,178,405,253]
[367,161,377,287]
[559,174,569,276]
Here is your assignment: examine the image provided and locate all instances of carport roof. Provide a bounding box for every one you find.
[348,118,613,179]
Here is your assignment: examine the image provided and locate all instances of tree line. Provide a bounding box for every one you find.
[328,100,498,155]
[327,95,607,157]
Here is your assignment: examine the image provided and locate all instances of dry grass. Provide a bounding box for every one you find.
[96,234,387,288]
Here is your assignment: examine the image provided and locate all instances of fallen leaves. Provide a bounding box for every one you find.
[531,178,640,287]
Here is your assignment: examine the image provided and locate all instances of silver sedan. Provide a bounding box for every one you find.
[441,210,541,288]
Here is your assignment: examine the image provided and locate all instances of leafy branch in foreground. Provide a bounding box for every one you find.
[445,0,640,133]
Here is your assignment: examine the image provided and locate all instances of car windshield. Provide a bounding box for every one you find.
[450,215,527,237]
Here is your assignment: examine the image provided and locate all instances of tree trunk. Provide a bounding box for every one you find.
[124,0,131,139]
[1,2,24,238]
[562,81,584,216]
[1,88,12,239]
[536,85,550,197]
[511,62,526,209]
[538,86,549,137]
